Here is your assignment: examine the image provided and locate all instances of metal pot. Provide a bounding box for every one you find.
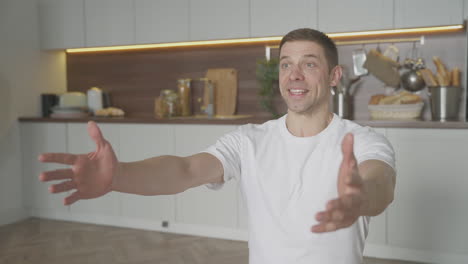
[400,69,425,92]
[400,58,425,92]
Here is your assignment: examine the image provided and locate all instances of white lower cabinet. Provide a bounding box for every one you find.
[20,122,69,218]
[67,123,121,220]
[20,121,468,263]
[173,124,239,228]
[386,128,468,263]
[118,124,176,223]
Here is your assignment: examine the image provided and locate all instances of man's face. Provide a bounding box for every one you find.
[279,40,340,115]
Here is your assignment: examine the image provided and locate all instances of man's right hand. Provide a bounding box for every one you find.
[38,121,119,205]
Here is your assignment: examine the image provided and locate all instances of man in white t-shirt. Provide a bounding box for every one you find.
[38,28,396,264]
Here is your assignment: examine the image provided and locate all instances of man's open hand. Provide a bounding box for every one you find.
[38,121,119,205]
[311,133,367,233]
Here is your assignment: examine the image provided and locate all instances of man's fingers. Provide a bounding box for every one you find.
[39,168,74,182]
[49,180,76,193]
[326,198,342,211]
[316,207,345,222]
[38,153,77,165]
[87,121,105,149]
[311,222,338,233]
[64,191,81,205]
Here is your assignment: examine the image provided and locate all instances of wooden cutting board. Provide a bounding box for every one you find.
[205,68,238,116]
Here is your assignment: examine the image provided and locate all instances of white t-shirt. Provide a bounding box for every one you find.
[203,114,395,264]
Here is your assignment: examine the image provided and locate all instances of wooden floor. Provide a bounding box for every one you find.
[0,218,424,264]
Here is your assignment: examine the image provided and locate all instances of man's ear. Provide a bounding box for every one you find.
[329,65,343,87]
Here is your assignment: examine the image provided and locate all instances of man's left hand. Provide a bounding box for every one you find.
[311,133,367,233]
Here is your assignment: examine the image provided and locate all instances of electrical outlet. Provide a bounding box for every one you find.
[162,221,169,228]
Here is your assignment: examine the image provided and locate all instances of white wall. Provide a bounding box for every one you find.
[0,0,66,226]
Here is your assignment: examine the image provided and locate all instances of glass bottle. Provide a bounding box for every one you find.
[160,89,180,117]
[177,78,192,116]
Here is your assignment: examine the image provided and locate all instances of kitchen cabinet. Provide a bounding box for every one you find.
[67,123,121,219]
[20,123,69,217]
[135,0,190,44]
[386,128,468,258]
[465,0,468,19]
[189,0,250,40]
[249,0,317,37]
[174,124,239,228]
[119,124,176,222]
[394,0,464,28]
[38,0,85,49]
[84,0,135,47]
[19,121,468,263]
[317,0,393,33]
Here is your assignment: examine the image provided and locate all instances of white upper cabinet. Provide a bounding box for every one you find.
[84,0,135,47]
[189,0,250,40]
[250,0,317,37]
[395,0,464,28]
[386,128,468,256]
[38,0,85,49]
[465,0,468,18]
[317,0,393,33]
[135,0,189,44]
[38,0,465,49]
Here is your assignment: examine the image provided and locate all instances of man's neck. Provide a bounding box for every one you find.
[285,110,333,137]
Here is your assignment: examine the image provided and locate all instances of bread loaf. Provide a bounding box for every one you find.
[369,94,386,105]
[369,91,422,105]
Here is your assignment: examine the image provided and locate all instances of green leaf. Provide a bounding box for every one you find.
[256,58,282,118]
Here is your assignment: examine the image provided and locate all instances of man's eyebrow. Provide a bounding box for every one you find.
[280,54,319,61]
[304,54,319,59]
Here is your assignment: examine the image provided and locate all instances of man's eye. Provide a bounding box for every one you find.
[281,63,290,69]
[306,63,315,68]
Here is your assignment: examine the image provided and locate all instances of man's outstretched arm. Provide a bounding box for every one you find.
[114,153,224,196]
[39,121,224,205]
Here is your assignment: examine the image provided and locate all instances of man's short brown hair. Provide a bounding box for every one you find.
[279,28,338,71]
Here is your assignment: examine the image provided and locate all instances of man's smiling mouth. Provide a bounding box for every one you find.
[289,89,309,95]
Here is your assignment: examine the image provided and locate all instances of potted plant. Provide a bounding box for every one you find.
[256,58,281,118]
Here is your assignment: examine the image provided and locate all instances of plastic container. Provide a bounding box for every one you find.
[87,87,103,114]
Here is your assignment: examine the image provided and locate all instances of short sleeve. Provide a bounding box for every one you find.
[200,127,243,189]
[353,127,396,171]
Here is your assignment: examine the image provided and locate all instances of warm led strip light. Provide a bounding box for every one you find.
[66,36,282,53]
[66,24,464,53]
[328,24,463,38]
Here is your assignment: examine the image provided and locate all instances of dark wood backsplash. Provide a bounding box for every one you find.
[67,33,467,121]
[67,44,285,118]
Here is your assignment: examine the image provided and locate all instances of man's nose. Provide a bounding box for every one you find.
[289,65,305,81]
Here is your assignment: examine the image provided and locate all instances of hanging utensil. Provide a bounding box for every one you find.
[352,45,368,76]
[400,42,426,92]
